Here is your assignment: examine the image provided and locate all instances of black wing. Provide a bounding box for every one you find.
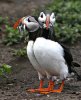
[60,44,73,73]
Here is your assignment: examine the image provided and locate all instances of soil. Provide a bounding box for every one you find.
[0,0,52,18]
[0,0,81,100]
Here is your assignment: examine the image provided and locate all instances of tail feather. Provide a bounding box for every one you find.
[72,61,80,67]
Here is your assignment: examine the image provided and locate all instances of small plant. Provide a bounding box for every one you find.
[0,64,12,78]
[13,47,27,57]
[3,25,28,46]
[3,25,23,45]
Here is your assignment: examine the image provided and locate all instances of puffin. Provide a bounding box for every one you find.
[13,12,80,94]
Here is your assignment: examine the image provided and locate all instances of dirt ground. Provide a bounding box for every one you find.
[0,0,81,100]
[0,0,52,18]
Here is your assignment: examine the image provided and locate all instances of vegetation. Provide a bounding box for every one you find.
[46,0,81,43]
[0,64,12,78]
[1,0,81,44]
[13,47,27,57]
[0,16,28,46]
[0,0,81,60]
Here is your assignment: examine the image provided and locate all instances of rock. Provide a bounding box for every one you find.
[47,95,50,97]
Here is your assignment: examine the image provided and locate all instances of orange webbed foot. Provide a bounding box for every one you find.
[27,80,64,94]
[51,80,64,93]
[27,80,44,93]
[27,80,55,94]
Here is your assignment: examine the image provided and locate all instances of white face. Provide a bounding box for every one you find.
[38,12,46,23]
[38,12,55,28]
[20,16,39,32]
[50,13,55,25]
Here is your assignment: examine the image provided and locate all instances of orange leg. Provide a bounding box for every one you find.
[51,80,64,93]
[27,80,64,94]
[40,80,54,94]
[39,80,54,94]
[27,80,54,94]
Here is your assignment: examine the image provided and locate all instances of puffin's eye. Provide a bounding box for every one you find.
[41,14,43,18]
[28,18,31,22]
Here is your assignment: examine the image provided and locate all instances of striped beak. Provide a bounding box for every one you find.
[46,14,50,30]
[13,17,25,29]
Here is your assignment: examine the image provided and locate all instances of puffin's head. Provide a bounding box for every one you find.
[38,12,55,30]
[14,16,39,32]
[22,16,39,32]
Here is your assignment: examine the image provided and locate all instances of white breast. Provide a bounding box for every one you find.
[33,37,69,80]
[27,40,45,80]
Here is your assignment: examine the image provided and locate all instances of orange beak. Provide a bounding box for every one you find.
[46,15,50,30]
[13,18,22,29]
